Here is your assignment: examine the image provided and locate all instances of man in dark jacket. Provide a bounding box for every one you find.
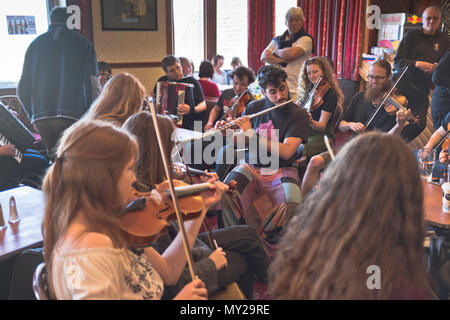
[393,6,448,142]
[18,7,99,159]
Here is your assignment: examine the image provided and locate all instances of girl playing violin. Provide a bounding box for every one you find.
[122,112,270,299]
[42,120,227,299]
[300,56,344,160]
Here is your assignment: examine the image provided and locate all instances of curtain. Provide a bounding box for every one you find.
[247,0,275,74]
[298,0,365,81]
[66,0,94,43]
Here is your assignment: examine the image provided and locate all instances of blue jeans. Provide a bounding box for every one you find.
[0,149,50,191]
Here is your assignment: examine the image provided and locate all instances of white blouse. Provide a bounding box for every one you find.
[52,247,164,300]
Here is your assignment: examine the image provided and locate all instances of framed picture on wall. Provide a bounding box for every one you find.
[101,0,157,31]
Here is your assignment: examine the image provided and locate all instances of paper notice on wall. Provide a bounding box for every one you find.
[7,16,36,35]
[380,25,401,41]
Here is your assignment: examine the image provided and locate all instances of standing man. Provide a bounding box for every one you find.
[152,55,206,131]
[261,7,313,101]
[17,7,99,160]
[393,6,448,142]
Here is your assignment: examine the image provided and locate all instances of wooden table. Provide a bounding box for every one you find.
[423,180,450,229]
[0,187,45,261]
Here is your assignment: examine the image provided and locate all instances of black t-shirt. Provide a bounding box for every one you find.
[310,88,337,123]
[442,112,450,131]
[344,91,396,132]
[242,99,310,167]
[152,75,205,130]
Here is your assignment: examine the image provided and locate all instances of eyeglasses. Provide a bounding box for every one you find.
[423,16,440,21]
[99,72,111,79]
[367,75,387,80]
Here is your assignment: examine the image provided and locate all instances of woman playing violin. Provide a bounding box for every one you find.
[123,112,270,299]
[42,120,228,300]
[300,56,344,160]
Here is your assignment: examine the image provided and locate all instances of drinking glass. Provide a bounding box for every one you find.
[418,149,436,181]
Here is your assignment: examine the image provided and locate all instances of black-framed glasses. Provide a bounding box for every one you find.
[99,72,111,79]
[423,16,440,21]
[367,75,387,80]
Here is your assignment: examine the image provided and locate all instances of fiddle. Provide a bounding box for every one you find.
[371,90,419,126]
[218,90,250,122]
[365,66,411,128]
[117,180,211,247]
[309,79,331,113]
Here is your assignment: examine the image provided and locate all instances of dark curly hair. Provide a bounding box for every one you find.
[257,65,287,89]
[231,66,256,84]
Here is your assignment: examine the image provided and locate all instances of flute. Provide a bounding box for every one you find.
[179,99,294,144]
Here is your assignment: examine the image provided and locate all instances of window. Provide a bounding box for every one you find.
[0,0,50,88]
[216,0,248,70]
[275,0,298,36]
[173,0,204,71]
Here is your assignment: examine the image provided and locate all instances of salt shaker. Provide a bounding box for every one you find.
[8,196,20,224]
[0,204,7,230]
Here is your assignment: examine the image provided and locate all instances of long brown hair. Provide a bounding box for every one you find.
[122,112,175,191]
[42,120,138,298]
[83,72,146,126]
[301,56,344,107]
[269,132,432,299]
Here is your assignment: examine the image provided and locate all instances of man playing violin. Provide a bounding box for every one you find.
[301,60,410,196]
[204,66,256,132]
[218,65,310,250]
[393,6,448,142]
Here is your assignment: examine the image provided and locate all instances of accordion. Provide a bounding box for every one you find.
[0,101,35,163]
[155,81,194,124]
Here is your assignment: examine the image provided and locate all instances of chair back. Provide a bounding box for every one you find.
[209,282,245,300]
[331,103,344,132]
[32,263,50,300]
[8,248,43,300]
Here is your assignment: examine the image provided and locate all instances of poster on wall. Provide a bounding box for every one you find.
[101,0,158,31]
[7,16,36,35]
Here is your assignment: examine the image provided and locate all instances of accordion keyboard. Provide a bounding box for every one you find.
[0,134,23,163]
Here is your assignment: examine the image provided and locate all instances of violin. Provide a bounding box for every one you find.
[117,180,211,247]
[218,90,250,122]
[309,79,331,113]
[371,91,419,125]
[231,91,250,119]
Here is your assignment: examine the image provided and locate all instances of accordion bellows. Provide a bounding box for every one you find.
[0,101,35,153]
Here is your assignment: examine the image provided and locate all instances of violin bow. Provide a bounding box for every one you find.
[365,66,409,129]
[147,97,197,280]
[217,89,249,123]
[179,99,294,144]
[324,136,336,161]
[432,131,450,151]
[298,76,323,112]
[172,138,219,252]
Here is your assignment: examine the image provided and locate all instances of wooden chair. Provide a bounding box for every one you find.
[32,263,50,300]
[209,282,245,300]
